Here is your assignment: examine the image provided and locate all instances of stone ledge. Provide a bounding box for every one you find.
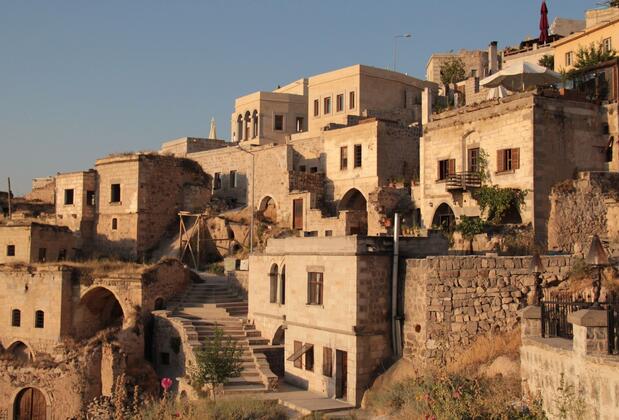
[521,305,541,319]
[568,309,608,327]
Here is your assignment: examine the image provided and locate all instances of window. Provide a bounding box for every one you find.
[497,148,520,173]
[110,184,121,203]
[6,245,15,257]
[64,189,74,205]
[86,190,95,206]
[324,230,332,237]
[353,144,362,168]
[324,97,331,114]
[274,115,284,131]
[336,94,344,112]
[603,38,612,53]
[35,310,44,328]
[160,352,170,365]
[313,99,320,116]
[269,266,278,304]
[293,341,303,368]
[11,309,21,327]
[606,137,614,163]
[323,347,333,377]
[229,170,237,188]
[310,167,318,173]
[307,272,323,305]
[438,159,456,181]
[38,248,46,262]
[340,146,348,170]
[471,69,478,78]
[565,51,573,66]
[349,91,355,109]
[299,165,306,172]
[214,173,221,190]
[111,218,118,230]
[305,344,314,371]
[468,148,480,173]
[58,249,67,261]
[296,117,304,132]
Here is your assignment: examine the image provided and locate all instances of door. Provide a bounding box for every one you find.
[335,350,348,400]
[293,198,303,230]
[14,388,46,420]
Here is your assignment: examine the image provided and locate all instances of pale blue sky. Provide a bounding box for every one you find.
[0,0,597,194]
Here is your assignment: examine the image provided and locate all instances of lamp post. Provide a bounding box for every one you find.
[529,253,545,305]
[393,33,412,72]
[237,146,255,255]
[585,234,609,308]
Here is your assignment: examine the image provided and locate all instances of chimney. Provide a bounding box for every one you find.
[422,87,433,126]
[488,41,498,75]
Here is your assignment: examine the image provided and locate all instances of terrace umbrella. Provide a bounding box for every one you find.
[480,61,561,92]
[539,1,549,45]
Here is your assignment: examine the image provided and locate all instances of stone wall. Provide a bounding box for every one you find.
[0,223,77,264]
[403,255,573,365]
[24,177,55,203]
[548,171,619,255]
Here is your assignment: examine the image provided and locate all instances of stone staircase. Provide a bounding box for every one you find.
[168,275,278,394]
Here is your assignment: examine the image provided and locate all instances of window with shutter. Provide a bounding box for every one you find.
[497,150,504,172]
[448,159,456,176]
[511,148,520,170]
[323,347,333,377]
[293,341,303,368]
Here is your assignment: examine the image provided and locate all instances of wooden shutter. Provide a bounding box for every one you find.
[293,341,303,368]
[497,150,504,172]
[323,347,333,377]
[437,161,441,180]
[293,198,303,230]
[448,159,456,176]
[512,148,520,170]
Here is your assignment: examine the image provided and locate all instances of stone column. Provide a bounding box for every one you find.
[422,87,433,126]
[521,305,542,338]
[568,309,609,356]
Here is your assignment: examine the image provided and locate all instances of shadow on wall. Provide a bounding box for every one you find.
[92,234,140,261]
[73,286,125,340]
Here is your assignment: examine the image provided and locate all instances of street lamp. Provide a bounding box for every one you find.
[585,234,609,308]
[237,146,255,255]
[393,33,412,72]
[529,253,545,305]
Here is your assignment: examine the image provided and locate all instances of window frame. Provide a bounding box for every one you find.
[340,146,348,170]
[437,158,456,181]
[305,344,314,372]
[565,51,573,66]
[468,148,480,173]
[86,190,95,206]
[295,116,304,132]
[111,218,118,230]
[323,346,333,377]
[307,272,324,305]
[293,341,303,368]
[110,183,121,203]
[349,91,355,109]
[229,170,237,188]
[214,172,221,190]
[11,309,21,327]
[496,148,520,173]
[336,94,344,112]
[6,244,15,257]
[353,144,362,168]
[274,114,284,131]
[313,99,320,117]
[34,310,44,329]
[323,96,331,114]
[64,188,75,205]
[603,38,612,53]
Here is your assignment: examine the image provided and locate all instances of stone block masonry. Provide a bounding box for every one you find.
[403,255,573,365]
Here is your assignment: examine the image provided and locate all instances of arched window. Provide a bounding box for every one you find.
[269,264,278,304]
[11,309,21,327]
[154,298,165,310]
[237,114,244,141]
[252,110,259,138]
[244,111,251,141]
[280,265,286,305]
[35,310,44,328]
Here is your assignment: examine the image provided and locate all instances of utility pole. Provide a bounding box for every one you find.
[7,177,12,220]
[237,146,255,255]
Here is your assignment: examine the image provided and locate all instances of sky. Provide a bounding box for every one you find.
[0,0,600,194]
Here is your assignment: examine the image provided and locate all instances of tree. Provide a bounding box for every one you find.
[573,42,616,72]
[538,54,554,70]
[602,0,619,7]
[440,57,466,92]
[455,216,486,254]
[190,326,243,399]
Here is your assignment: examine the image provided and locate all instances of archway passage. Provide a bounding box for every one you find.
[338,189,368,235]
[259,196,278,223]
[74,287,124,339]
[272,326,285,345]
[432,203,456,231]
[14,387,46,420]
[8,342,32,363]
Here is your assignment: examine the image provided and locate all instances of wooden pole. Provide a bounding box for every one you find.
[7,177,12,220]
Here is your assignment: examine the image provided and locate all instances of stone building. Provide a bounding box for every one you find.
[54,170,97,248]
[165,64,436,238]
[415,91,608,245]
[425,48,492,86]
[94,153,212,260]
[247,235,448,405]
[0,222,76,264]
[0,259,192,417]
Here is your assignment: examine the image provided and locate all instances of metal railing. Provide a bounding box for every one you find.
[446,172,482,190]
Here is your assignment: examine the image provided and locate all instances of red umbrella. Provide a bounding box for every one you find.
[539,1,549,44]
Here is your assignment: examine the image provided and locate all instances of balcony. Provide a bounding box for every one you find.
[446,172,482,191]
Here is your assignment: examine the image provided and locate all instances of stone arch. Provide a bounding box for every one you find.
[269,263,278,304]
[338,188,368,235]
[273,325,285,345]
[432,202,456,231]
[7,340,34,362]
[11,387,50,420]
[252,110,259,138]
[500,201,523,224]
[258,196,278,223]
[74,286,125,339]
[154,297,165,310]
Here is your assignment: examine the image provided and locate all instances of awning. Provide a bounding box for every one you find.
[287,344,313,362]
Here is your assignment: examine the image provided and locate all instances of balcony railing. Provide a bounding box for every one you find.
[446,172,482,191]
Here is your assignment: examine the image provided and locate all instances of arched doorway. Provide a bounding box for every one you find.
[338,188,368,235]
[8,341,32,363]
[13,387,47,420]
[273,326,285,345]
[271,326,285,377]
[432,203,456,231]
[259,196,277,223]
[74,287,125,339]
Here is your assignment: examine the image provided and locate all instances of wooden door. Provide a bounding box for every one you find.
[335,350,348,400]
[293,198,303,230]
[15,388,46,420]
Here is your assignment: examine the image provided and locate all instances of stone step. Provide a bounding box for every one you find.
[222,383,268,394]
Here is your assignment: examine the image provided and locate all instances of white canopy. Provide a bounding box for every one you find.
[486,85,509,100]
[480,62,561,92]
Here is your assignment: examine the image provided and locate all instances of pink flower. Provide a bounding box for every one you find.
[161,377,173,391]
[453,390,462,399]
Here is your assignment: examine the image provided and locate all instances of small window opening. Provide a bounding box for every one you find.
[35,310,44,328]
[110,184,121,203]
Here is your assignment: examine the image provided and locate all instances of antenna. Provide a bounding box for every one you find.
[7,177,12,220]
